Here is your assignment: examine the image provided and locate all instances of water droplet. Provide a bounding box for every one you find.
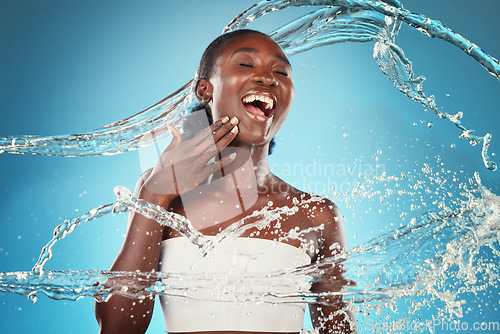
[427,122,433,128]
[28,292,37,303]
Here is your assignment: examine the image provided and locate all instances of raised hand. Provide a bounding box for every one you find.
[144,116,239,197]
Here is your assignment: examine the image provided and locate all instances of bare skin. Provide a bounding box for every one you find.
[95,32,357,334]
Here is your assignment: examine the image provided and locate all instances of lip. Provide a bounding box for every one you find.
[243,109,274,122]
[241,90,277,122]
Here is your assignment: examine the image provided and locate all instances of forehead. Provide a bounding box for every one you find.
[217,33,290,65]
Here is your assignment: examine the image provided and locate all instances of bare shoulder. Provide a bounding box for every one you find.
[272,175,344,234]
[300,194,342,225]
[295,192,347,258]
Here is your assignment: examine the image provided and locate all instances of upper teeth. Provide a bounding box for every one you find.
[242,94,274,110]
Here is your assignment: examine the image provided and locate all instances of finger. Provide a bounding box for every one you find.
[155,126,183,169]
[196,117,239,154]
[199,125,239,163]
[190,116,231,145]
[211,116,239,144]
[166,126,183,149]
[203,152,237,177]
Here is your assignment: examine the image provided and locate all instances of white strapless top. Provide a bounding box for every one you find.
[158,237,312,333]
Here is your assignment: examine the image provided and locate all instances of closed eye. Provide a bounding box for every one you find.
[276,71,288,76]
[240,63,253,68]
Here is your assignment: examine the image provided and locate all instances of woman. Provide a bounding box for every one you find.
[95,29,356,334]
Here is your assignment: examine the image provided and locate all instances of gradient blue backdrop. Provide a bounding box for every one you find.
[1,0,499,333]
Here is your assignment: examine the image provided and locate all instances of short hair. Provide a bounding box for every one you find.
[198,29,269,79]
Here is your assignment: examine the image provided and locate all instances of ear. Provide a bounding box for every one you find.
[195,79,213,104]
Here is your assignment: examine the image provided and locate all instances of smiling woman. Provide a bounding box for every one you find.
[198,31,293,146]
[94,29,357,334]
[1,1,499,333]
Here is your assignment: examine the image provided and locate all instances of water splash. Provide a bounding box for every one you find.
[0,81,192,157]
[1,1,499,332]
[343,173,499,316]
[0,0,497,170]
[31,186,205,276]
[1,173,497,326]
[31,187,324,275]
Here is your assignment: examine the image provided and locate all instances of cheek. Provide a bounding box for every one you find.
[281,85,295,114]
[211,76,241,115]
[286,82,295,103]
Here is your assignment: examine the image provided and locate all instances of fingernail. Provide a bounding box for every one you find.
[230,116,239,125]
[231,125,238,133]
[221,116,229,124]
[229,152,236,159]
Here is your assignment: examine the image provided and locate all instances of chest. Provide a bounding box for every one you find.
[166,195,323,261]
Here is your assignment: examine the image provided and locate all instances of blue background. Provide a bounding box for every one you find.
[1,0,498,333]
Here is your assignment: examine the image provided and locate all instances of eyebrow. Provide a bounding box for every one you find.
[231,47,292,68]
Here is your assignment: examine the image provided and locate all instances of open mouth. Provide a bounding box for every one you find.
[241,93,276,121]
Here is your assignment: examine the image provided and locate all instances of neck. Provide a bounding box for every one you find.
[208,142,273,193]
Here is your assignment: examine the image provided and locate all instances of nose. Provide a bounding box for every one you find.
[253,69,278,87]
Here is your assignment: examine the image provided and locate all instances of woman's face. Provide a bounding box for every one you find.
[201,33,294,147]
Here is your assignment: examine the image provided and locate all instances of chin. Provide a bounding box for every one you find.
[233,130,272,148]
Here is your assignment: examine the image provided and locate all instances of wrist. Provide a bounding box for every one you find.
[138,184,177,207]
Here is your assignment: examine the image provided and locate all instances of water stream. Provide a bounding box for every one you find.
[1,0,499,333]
[0,0,497,171]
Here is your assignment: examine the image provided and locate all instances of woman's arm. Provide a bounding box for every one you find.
[309,200,358,334]
[95,170,175,334]
[95,117,239,334]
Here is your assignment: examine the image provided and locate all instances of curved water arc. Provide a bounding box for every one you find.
[1,174,496,317]
[0,1,498,332]
[0,81,193,157]
[0,0,496,170]
[224,0,500,78]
